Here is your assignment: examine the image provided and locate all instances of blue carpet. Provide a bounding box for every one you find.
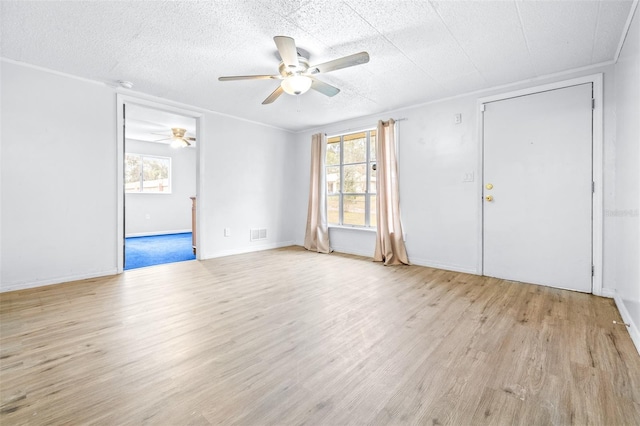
[125,232,196,270]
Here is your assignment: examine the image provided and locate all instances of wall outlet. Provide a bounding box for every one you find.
[224,227,231,237]
[463,171,475,182]
[145,213,151,220]
[454,113,462,124]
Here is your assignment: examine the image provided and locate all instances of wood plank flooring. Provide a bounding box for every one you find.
[1,246,639,425]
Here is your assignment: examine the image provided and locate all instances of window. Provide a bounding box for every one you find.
[326,129,377,227]
[125,153,171,193]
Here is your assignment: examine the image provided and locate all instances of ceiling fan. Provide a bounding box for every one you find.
[153,128,196,148]
[218,36,370,104]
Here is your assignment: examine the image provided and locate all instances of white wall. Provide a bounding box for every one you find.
[1,61,118,290]
[293,64,618,287]
[1,60,296,291]
[125,139,196,236]
[198,113,296,259]
[613,7,640,350]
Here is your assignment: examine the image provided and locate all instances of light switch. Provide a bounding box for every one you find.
[454,113,462,124]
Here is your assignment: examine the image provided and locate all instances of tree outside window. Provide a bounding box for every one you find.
[125,153,171,193]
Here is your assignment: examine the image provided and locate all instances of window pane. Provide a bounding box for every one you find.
[343,195,366,226]
[370,130,376,161]
[327,195,340,225]
[370,195,377,227]
[343,164,366,193]
[343,133,366,164]
[326,138,340,166]
[326,166,340,194]
[142,156,170,193]
[124,154,141,192]
[369,165,377,194]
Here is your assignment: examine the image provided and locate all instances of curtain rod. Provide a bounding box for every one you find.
[324,118,409,135]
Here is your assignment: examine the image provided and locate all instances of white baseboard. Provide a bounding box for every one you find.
[325,250,479,276]
[202,241,295,259]
[600,287,616,298]
[0,269,119,293]
[329,246,374,258]
[409,257,479,275]
[613,292,640,356]
[125,229,191,238]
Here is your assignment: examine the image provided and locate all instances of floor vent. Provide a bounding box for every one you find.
[250,228,267,241]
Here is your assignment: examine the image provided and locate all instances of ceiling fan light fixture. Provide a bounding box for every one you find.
[170,138,190,148]
[281,75,312,95]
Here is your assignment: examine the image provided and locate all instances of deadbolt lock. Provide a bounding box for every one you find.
[485,195,494,202]
[486,183,493,190]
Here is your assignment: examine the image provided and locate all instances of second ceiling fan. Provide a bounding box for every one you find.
[154,127,195,148]
[218,36,370,105]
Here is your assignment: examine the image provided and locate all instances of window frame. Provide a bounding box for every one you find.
[326,128,376,228]
[124,153,173,194]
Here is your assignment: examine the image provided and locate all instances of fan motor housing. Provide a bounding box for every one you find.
[278,57,309,77]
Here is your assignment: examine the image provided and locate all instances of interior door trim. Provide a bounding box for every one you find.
[116,94,205,273]
[475,73,604,296]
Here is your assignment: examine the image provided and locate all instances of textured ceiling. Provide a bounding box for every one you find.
[1,0,635,132]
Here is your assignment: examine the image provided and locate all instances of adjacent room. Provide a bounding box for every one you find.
[1,1,638,424]
[123,104,198,270]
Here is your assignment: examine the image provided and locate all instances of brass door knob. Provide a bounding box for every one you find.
[485,195,494,202]
[486,183,493,190]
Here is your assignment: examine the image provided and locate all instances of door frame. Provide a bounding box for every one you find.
[475,73,604,295]
[116,94,205,273]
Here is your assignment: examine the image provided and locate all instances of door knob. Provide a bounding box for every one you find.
[486,183,493,190]
[485,195,494,202]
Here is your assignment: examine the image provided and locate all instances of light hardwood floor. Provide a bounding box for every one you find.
[1,246,639,425]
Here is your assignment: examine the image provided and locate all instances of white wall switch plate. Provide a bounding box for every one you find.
[224,227,231,237]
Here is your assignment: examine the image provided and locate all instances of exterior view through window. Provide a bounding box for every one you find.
[125,153,171,193]
[326,129,377,227]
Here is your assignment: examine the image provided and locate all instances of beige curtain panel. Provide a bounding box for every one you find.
[374,119,409,265]
[304,133,331,253]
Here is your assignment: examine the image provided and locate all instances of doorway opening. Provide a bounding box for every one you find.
[116,96,202,272]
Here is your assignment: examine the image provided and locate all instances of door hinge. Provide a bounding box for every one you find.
[592,265,595,276]
[592,98,595,109]
[592,181,595,193]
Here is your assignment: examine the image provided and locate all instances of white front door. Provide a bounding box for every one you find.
[483,83,593,292]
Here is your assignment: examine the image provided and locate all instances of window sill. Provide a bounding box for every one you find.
[126,192,173,195]
[328,225,376,233]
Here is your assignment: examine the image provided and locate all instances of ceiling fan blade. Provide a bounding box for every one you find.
[186,137,196,141]
[262,85,284,105]
[309,51,370,74]
[310,78,340,97]
[153,137,172,142]
[182,138,192,147]
[274,36,299,69]
[219,75,279,81]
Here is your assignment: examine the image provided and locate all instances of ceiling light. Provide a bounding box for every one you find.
[281,75,312,95]
[170,138,187,149]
